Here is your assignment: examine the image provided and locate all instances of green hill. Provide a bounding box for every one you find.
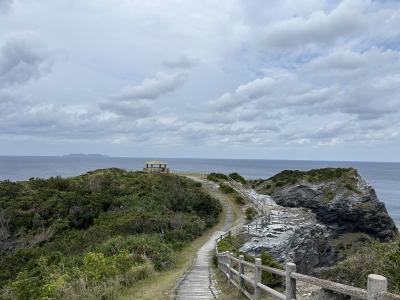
[0,168,221,299]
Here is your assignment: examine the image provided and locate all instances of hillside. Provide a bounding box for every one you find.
[0,168,221,299]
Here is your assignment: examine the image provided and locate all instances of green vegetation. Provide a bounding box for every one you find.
[234,194,245,205]
[207,172,228,182]
[245,207,257,221]
[252,168,361,195]
[216,235,282,287]
[322,236,400,294]
[219,183,236,194]
[229,172,246,185]
[0,168,221,299]
[218,183,246,206]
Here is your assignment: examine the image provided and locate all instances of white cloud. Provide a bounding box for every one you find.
[0,33,51,88]
[0,0,400,160]
[109,72,187,101]
[261,0,368,48]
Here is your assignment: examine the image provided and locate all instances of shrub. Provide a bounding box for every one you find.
[322,237,400,293]
[207,172,228,182]
[260,252,282,287]
[229,172,246,184]
[245,207,257,221]
[219,183,236,194]
[0,169,222,299]
[234,194,245,205]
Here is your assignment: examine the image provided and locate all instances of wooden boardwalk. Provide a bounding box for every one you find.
[173,178,235,300]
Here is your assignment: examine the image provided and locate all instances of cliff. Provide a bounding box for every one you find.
[252,168,398,241]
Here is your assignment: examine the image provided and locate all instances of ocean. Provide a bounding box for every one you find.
[0,156,399,226]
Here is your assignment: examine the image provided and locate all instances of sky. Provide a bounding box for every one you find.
[0,0,400,161]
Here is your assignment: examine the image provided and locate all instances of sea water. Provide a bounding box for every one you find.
[0,156,399,226]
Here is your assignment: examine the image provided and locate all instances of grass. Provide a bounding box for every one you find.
[212,266,247,300]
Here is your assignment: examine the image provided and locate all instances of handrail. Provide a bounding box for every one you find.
[257,282,286,300]
[259,265,286,277]
[291,272,368,299]
[215,232,399,300]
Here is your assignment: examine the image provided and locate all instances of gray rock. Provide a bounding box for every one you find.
[270,175,398,241]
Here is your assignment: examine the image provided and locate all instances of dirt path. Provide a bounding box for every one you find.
[172,178,237,300]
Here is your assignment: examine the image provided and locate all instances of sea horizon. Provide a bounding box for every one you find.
[1,155,399,227]
[1,154,400,164]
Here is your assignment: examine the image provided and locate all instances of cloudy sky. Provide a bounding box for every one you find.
[1,0,400,161]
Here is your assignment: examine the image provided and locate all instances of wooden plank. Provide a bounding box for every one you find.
[259,265,285,277]
[231,278,254,300]
[242,260,255,267]
[241,273,253,285]
[291,272,368,299]
[383,292,400,300]
[257,282,286,300]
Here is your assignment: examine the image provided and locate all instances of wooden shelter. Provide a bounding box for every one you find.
[143,160,170,174]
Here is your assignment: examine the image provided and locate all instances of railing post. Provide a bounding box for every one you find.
[239,255,244,289]
[368,274,387,300]
[286,262,296,299]
[254,258,262,300]
[228,252,233,284]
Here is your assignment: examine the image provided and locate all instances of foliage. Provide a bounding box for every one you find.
[251,168,361,195]
[0,168,221,299]
[217,236,282,287]
[207,172,228,182]
[260,252,282,287]
[322,236,400,293]
[245,207,257,221]
[228,172,246,185]
[234,194,245,205]
[219,183,236,194]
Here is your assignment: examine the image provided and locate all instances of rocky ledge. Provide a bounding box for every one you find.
[252,168,398,242]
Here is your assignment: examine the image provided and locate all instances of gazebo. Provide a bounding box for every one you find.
[143,160,170,174]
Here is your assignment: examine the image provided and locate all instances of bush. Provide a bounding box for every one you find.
[229,172,246,184]
[0,169,222,299]
[260,252,282,287]
[234,194,245,205]
[207,172,228,182]
[245,207,257,221]
[219,183,236,194]
[322,237,400,293]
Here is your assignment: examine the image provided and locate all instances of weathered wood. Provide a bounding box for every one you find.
[286,263,296,300]
[258,282,286,300]
[291,272,368,299]
[239,255,245,289]
[259,264,286,277]
[228,252,234,284]
[383,292,400,300]
[254,258,262,300]
[368,274,387,300]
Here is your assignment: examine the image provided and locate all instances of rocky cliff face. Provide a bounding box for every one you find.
[239,205,337,274]
[236,168,398,274]
[257,169,398,241]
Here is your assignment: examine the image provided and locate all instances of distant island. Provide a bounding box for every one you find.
[62,153,110,158]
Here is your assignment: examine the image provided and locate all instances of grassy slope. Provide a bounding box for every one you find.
[0,169,222,300]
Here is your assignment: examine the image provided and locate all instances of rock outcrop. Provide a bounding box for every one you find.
[240,205,337,274]
[233,168,398,274]
[255,168,398,241]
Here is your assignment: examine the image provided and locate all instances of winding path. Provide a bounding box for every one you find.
[173,178,236,300]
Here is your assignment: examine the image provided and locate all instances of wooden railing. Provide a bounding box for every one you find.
[215,232,400,300]
[170,170,209,175]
